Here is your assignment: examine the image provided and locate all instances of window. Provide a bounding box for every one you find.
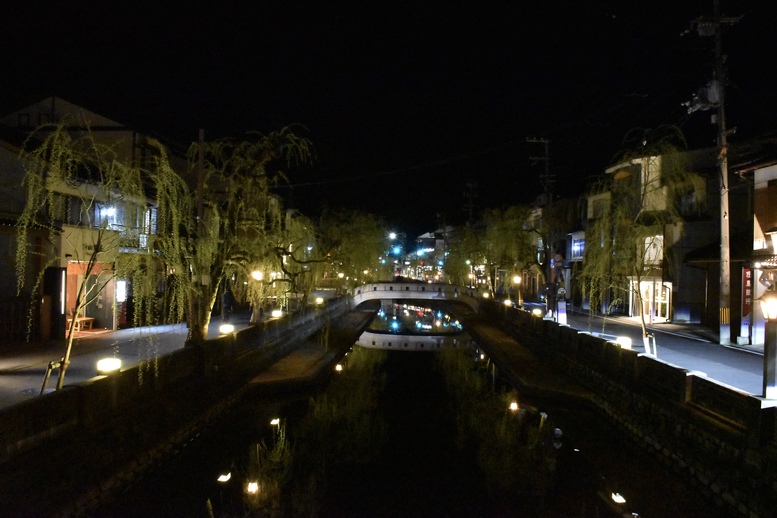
[587,192,611,220]
[644,235,663,266]
[96,203,120,230]
[571,237,585,260]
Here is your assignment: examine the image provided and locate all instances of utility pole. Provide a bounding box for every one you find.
[463,182,478,225]
[685,1,739,344]
[714,0,732,346]
[527,137,556,318]
[527,137,554,204]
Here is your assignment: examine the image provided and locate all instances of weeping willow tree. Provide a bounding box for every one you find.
[149,127,313,344]
[314,209,390,291]
[445,223,485,287]
[272,211,321,310]
[482,205,536,296]
[580,127,704,352]
[15,119,154,389]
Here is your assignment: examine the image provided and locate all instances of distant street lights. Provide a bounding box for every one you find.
[758,289,777,399]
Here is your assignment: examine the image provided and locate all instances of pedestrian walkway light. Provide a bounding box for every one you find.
[219,323,235,334]
[615,336,632,350]
[96,358,121,374]
[758,289,777,399]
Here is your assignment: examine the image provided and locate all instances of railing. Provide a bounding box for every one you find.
[352,282,479,310]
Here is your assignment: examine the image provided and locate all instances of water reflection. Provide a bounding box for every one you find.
[195,345,574,516]
[357,301,468,350]
[103,338,727,517]
[368,301,462,334]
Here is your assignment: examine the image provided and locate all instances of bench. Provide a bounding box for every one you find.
[67,316,95,332]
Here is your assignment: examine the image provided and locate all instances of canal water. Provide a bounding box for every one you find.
[100,324,728,516]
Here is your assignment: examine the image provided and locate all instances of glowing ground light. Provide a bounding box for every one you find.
[218,473,231,482]
[532,308,543,317]
[509,401,519,412]
[96,358,121,373]
[335,364,343,372]
[270,418,280,426]
[271,309,283,318]
[315,297,324,304]
[246,481,259,494]
[611,492,626,504]
[219,323,235,334]
[615,336,633,349]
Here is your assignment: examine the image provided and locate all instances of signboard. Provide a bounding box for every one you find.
[742,268,753,317]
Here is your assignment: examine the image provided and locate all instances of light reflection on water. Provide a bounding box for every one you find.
[358,301,469,351]
[368,301,463,335]
[102,338,728,517]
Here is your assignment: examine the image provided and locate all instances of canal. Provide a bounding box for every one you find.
[100,307,727,517]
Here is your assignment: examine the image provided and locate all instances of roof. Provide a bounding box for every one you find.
[684,237,753,266]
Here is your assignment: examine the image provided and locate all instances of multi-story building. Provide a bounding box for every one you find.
[575,140,777,349]
[580,148,729,326]
[0,97,184,340]
[737,147,777,347]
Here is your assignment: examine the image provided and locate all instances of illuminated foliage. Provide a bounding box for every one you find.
[16,118,152,388]
[148,127,314,343]
[316,209,391,288]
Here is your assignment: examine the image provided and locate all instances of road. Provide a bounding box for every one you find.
[559,307,764,396]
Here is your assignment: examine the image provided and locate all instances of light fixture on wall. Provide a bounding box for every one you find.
[758,289,777,399]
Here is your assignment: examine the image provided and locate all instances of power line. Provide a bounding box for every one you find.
[280,140,519,189]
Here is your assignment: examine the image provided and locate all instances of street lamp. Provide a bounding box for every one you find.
[759,289,777,399]
[513,275,523,307]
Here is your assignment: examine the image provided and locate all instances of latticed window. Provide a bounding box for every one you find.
[643,235,663,266]
[571,237,585,260]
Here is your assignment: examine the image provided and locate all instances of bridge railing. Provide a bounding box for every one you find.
[352,282,479,310]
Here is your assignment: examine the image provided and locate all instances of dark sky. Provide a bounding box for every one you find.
[2,1,775,236]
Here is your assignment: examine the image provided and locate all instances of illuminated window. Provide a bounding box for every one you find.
[116,280,127,302]
[644,235,664,266]
[571,238,585,260]
[96,203,120,230]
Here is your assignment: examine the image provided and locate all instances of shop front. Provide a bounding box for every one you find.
[629,276,672,323]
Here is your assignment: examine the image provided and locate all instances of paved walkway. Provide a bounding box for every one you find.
[0,311,255,408]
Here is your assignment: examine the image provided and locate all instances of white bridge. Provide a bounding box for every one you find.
[351,281,480,310]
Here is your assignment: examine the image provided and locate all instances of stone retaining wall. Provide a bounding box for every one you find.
[0,298,350,464]
[485,302,777,518]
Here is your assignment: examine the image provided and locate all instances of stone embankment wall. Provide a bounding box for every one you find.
[0,299,351,516]
[484,302,777,518]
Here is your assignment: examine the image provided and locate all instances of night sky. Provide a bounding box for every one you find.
[2,1,775,236]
